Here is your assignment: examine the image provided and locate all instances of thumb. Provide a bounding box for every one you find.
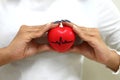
[69,43,88,55]
[37,44,53,53]
[69,46,81,54]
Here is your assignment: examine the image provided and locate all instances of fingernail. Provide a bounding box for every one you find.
[61,19,71,23]
[53,20,61,24]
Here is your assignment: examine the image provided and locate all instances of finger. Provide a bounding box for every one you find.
[19,25,41,33]
[36,22,58,34]
[62,21,79,28]
[62,22,93,45]
[21,22,58,33]
[62,22,86,40]
[68,24,90,42]
[63,22,100,41]
[62,22,84,36]
[31,23,57,29]
[62,21,95,35]
[39,22,58,33]
[28,23,58,39]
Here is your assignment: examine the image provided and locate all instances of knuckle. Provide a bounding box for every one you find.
[93,28,99,32]
[92,28,100,36]
[20,25,27,29]
[20,25,27,31]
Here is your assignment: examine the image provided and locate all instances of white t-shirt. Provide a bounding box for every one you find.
[0,0,120,80]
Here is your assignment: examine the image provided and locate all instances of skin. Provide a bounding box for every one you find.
[0,22,58,66]
[62,22,120,72]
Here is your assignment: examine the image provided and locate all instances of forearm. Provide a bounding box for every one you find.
[105,50,120,72]
[0,47,12,66]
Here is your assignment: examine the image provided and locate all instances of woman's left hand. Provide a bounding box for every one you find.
[63,22,120,72]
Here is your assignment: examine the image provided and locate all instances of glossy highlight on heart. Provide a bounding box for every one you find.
[47,23,75,52]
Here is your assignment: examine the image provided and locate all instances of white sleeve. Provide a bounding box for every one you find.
[97,0,120,54]
[97,0,120,73]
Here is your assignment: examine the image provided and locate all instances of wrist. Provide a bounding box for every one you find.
[105,50,120,72]
[0,47,12,66]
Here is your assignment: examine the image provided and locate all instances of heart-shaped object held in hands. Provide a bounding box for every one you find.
[47,23,75,52]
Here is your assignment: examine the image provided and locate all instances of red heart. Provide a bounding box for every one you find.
[47,23,75,52]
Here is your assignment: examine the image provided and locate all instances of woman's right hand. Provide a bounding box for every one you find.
[0,22,58,66]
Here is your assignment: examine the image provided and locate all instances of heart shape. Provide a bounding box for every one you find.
[47,23,75,52]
